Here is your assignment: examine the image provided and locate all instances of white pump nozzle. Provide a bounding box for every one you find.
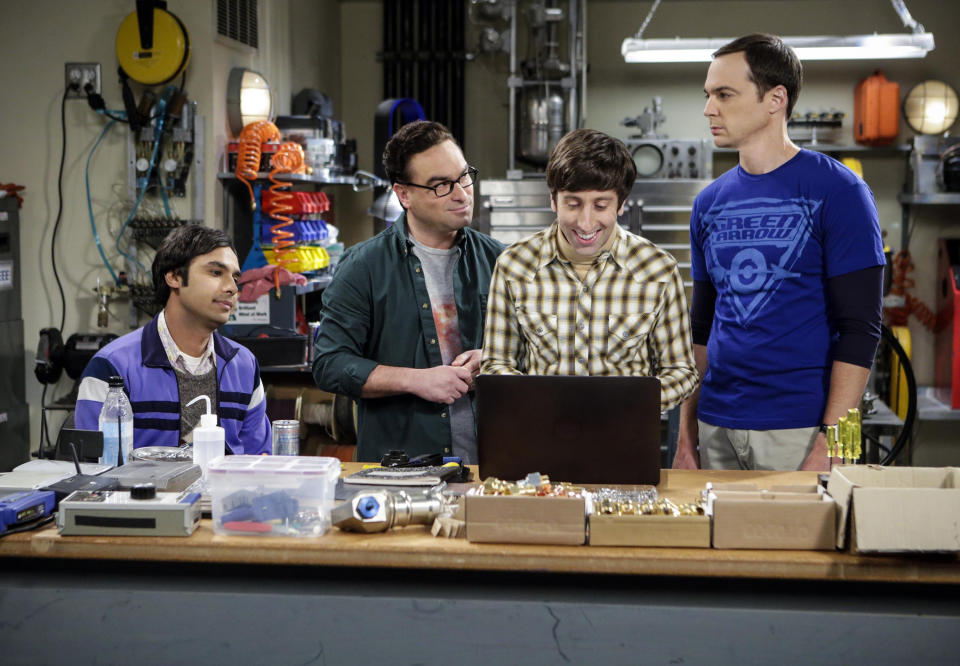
[186,394,218,428]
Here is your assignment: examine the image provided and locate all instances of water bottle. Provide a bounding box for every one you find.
[98,376,134,466]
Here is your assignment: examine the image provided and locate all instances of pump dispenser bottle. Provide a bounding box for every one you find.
[186,395,225,478]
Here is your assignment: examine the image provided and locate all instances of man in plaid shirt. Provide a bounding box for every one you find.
[480,129,698,412]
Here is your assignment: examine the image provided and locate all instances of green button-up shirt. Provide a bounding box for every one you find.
[312,214,504,462]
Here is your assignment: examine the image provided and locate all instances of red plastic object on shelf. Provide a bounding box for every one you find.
[261,191,330,216]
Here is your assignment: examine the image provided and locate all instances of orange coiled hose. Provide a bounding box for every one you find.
[887,249,937,331]
[235,120,281,210]
[267,141,307,295]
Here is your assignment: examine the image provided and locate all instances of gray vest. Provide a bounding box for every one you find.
[174,366,218,443]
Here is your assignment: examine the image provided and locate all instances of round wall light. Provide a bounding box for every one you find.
[903,80,958,134]
[227,67,273,137]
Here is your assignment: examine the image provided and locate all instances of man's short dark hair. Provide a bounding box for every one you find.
[382,120,456,184]
[546,129,637,206]
[713,33,803,117]
[152,224,237,305]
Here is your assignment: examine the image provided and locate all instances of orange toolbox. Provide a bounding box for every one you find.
[854,71,899,146]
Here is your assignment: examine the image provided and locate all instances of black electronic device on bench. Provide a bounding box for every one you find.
[42,429,119,504]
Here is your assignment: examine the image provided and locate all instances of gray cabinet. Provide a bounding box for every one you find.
[0,197,29,471]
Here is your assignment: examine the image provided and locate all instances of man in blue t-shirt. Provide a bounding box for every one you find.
[674,34,885,471]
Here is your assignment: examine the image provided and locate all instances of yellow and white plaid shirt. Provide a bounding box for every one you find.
[480,223,698,412]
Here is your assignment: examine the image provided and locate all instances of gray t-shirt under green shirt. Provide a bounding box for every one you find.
[410,236,477,463]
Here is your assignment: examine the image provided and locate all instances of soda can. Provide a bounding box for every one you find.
[272,420,300,456]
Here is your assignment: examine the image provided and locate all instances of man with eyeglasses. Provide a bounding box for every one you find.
[313,120,504,463]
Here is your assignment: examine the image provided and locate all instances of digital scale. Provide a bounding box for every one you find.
[57,487,201,537]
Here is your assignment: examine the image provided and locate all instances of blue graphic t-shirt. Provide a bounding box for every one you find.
[690,149,885,430]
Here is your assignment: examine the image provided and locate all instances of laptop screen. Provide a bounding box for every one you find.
[476,375,661,485]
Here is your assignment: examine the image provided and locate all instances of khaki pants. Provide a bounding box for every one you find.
[698,420,819,471]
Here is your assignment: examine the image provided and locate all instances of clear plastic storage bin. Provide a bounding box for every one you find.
[208,455,341,537]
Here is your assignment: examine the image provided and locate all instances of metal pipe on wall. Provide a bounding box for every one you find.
[399,0,415,97]
[417,0,431,119]
[383,0,397,98]
[451,0,465,142]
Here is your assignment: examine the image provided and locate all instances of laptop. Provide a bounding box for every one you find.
[476,375,662,485]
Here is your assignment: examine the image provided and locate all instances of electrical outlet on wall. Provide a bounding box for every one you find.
[65,62,101,99]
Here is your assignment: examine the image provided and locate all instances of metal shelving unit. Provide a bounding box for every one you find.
[217,171,354,374]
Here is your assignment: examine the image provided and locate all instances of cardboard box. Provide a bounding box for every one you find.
[707,483,836,550]
[465,495,585,545]
[828,465,960,553]
[589,513,710,547]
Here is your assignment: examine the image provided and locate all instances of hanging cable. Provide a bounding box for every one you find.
[39,384,50,459]
[86,119,120,283]
[51,86,70,334]
[236,120,282,209]
[633,0,663,38]
[116,87,176,275]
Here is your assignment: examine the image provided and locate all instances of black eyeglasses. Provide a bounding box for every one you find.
[400,166,478,198]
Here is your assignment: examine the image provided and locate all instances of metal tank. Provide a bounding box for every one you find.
[517,85,566,166]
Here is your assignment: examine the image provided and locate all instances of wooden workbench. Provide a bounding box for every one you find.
[2,468,958,583]
[2,468,958,664]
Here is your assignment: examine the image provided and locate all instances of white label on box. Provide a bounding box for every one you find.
[229,294,270,324]
[0,260,13,290]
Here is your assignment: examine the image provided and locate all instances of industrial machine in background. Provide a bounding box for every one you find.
[624,138,712,181]
[0,198,28,472]
[470,0,586,178]
[510,0,585,174]
[621,97,713,181]
[127,96,203,220]
[34,331,118,460]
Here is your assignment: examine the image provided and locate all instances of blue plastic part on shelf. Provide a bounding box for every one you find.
[260,218,332,246]
[243,185,269,271]
[242,243,270,272]
[220,489,299,524]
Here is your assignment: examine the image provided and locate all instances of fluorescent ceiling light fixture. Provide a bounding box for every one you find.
[622,0,935,63]
[622,33,935,63]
